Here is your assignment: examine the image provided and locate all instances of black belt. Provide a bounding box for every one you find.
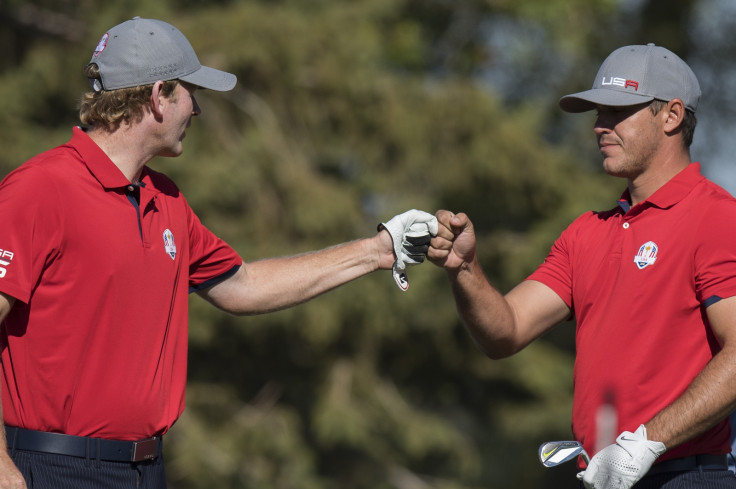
[647,454,728,475]
[5,426,161,463]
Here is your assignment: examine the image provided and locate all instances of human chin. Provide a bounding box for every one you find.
[601,157,629,178]
[158,143,184,158]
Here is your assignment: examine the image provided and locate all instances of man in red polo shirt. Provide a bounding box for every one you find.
[0,17,436,489]
[429,44,736,488]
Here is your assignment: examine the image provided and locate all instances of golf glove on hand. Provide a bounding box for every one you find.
[578,425,666,489]
[379,209,438,291]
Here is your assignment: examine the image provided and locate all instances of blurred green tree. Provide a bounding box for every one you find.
[0,0,721,488]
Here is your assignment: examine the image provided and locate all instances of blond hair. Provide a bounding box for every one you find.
[79,63,179,130]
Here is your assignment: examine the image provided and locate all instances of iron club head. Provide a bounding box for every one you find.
[538,440,590,467]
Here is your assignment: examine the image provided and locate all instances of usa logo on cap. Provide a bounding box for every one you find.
[163,229,177,260]
[634,241,658,270]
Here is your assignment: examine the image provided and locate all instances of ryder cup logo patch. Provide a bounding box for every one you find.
[163,229,177,260]
[93,33,109,57]
[634,241,658,270]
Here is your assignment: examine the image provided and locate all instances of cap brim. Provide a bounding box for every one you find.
[559,88,654,113]
[179,65,237,91]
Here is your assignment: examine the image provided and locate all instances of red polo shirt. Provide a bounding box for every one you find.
[528,163,736,462]
[0,127,242,440]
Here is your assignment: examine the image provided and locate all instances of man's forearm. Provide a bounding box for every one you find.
[244,238,381,311]
[449,266,571,359]
[0,292,13,447]
[645,345,736,449]
[448,258,519,359]
[0,293,13,324]
[203,235,392,316]
[0,293,26,487]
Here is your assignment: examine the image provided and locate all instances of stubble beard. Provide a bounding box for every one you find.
[602,137,659,180]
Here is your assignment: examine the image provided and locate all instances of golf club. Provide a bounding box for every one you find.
[538,440,590,467]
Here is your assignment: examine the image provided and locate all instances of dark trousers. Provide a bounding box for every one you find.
[578,469,736,489]
[10,450,167,489]
[633,470,736,489]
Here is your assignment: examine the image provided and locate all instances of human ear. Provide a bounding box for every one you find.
[663,99,685,133]
[150,81,166,120]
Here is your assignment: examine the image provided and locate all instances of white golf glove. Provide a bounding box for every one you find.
[379,209,438,291]
[578,425,666,489]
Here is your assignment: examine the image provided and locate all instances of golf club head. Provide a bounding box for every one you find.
[539,440,590,467]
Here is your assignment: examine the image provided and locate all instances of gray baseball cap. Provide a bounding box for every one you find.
[88,17,236,92]
[559,44,700,113]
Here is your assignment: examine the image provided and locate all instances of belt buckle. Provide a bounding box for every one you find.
[131,437,158,462]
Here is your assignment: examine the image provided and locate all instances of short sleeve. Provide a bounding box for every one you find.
[694,198,736,304]
[186,205,242,291]
[0,165,63,303]
[527,224,575,309]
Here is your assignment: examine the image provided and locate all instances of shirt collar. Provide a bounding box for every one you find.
[68,127,148,190]
[617,163,704,213]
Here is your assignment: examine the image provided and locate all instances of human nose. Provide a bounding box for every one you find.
[593,112,613,135]
[192,96,201,116]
